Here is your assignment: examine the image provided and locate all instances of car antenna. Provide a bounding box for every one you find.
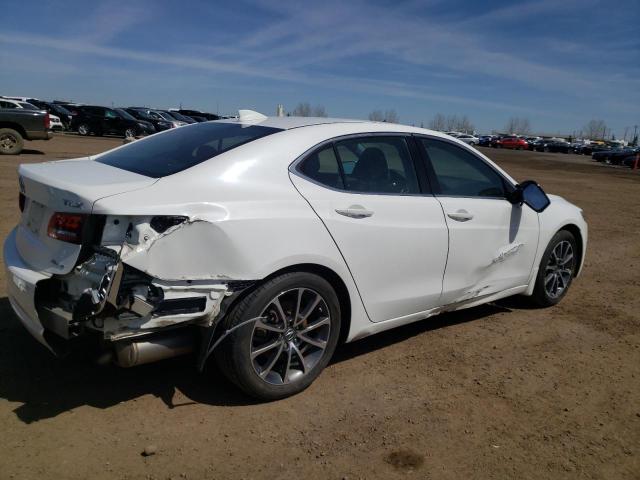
[238,110,268,123]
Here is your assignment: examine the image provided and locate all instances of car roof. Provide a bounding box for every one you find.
[217,116,368,130]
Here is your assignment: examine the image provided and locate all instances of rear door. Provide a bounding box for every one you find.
[418,137,539,305]
[290,134,448,323]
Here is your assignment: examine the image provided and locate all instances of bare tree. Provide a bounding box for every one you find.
[583,119,608,140]
[384,109,399,123]
[312,105,328,117]
[457,115,475,134]
[292,102,311,117]
[291,102,328,117]
[368,110,384,121]
[429,113,446,131]
[504,117,531,135]
[368,109,399,123]
[438,114,475,133]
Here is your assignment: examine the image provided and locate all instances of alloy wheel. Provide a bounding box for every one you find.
[0,133,17,151]
[250,288,331,385]
[544,240,574,299]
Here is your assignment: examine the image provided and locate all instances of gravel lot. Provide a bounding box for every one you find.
[0,135,638,479]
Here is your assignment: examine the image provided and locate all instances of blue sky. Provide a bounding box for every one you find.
[1,0,639,136]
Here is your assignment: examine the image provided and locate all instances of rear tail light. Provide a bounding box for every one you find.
[47,212,87,244]
[44,112,50,129]
[19,193,25,212]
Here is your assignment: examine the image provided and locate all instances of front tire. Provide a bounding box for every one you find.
[215,272,341,400]
[124,128,136,139]
[531,230,577,307]
[77,123,90,136]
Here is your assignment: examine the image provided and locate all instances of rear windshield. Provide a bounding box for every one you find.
[96,122,282,178]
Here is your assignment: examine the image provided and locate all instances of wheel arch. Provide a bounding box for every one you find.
[558,223,584,277]
[221,263,352,345]
[0,122,27,138]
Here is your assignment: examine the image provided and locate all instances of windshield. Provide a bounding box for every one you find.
[167,111,191,122]
[52,104,71,115]
[96,122,282,178]
[19,102,39,110]
[131,109,152,120]
[115,108,137,121]
[155,111,176,121]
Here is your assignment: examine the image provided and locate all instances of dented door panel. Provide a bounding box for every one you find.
[437,197,539,305]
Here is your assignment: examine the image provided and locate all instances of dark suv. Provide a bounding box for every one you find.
[171,109,220,122]
[71,105,155,138]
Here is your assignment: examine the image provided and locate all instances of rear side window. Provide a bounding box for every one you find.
[299,145,344,189]
[298,136,420,195]
[336,137,419,194]
[421,138,505,197]
[96,122,282,178]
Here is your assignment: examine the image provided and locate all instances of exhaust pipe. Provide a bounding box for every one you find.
[113,330,195,368]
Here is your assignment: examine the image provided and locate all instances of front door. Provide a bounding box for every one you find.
[418,137,540,305]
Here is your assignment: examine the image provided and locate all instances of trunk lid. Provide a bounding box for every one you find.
[16,158,156,274]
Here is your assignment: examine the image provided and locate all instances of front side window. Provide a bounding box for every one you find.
[0,101,17,109]
[421,138,506,197]
[97,122,282,178]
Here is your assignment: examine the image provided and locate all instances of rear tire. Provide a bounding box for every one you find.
[215,272,341,400]
[0,128,24,155]
[531,230,577,307]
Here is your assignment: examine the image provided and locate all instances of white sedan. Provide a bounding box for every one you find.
[455,133,480,145]
[4,112,587,400]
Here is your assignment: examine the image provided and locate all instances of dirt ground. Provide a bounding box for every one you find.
[0,134,638,480]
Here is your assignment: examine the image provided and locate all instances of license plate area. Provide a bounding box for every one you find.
[23,200,47,236]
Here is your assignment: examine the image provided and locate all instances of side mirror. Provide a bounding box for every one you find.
[508,180,551,212]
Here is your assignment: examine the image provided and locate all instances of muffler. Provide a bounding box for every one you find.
[113,329,195,367]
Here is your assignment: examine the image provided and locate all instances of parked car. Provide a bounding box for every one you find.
[171,109,220,121]
[113,108,155,135]
[494,136,529,150]
[546,140,572,154]
[146,109,189,128]
[4,112,587,400]
[593,147,639,164]
[478,135,495,146]
[0,98,63,131]
[159,110,196,124]
[125,108,175,132]
[71,105,154,138]
[3,97,73,130]
[576,143,609,156]
[455,134,479,145]
[0,107,51,154]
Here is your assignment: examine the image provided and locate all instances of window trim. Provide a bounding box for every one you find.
[414,134,516,200]
[290,132,433,197]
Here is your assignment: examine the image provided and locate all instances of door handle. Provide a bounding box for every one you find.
[447,209,474,222]
[335,206,374,219]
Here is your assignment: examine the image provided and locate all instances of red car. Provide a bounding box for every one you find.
[494,136,529,150]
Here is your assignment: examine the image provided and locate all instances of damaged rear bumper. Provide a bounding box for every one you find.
[4,228,53,351]
[3,227,251,364]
